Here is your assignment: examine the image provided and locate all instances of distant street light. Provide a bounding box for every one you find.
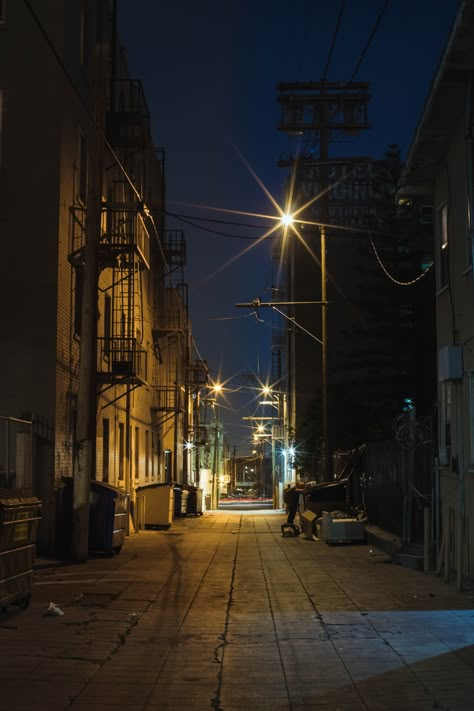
[281,213,294,227]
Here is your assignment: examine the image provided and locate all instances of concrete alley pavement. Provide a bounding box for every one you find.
[1,510,474,711]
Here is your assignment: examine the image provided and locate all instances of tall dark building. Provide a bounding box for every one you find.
[274,84,436,477]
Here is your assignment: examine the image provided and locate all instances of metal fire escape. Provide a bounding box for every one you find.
[97,180,149,386]
[150,229,188,427]
[69,78,151,395]
[98,79,151,390]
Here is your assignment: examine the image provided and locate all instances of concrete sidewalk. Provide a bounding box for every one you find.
[1,510,474,710]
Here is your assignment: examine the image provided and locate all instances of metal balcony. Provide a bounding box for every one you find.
[151,385,183,413]
[97,337,147,385]
[107,79,151,149]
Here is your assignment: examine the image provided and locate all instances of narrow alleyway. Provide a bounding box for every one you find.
[1,511,474,711]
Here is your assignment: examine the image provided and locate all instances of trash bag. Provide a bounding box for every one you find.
[281,523,301,538]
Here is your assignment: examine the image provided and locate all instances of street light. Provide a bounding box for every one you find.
[280,213,294,227]
[254,383,293,508]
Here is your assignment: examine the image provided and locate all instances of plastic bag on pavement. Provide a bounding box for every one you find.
[45,602,64,617]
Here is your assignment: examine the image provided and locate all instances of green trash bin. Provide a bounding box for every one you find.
[0,491,42,611]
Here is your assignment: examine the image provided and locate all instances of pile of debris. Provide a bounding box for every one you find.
[298,445,368,543]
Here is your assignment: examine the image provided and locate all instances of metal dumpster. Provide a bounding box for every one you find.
[0,491,42,611]
[88,481,129,555]
[135,482,174,529]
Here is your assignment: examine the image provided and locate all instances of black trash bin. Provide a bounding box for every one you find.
[185,485,203,516]
[88,481,129,554]
[173,486,183,518]
[0,491,42,611]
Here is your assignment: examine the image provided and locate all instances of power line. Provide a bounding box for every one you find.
[165,210,268,230]
[166,212,269,240]
[209,312,260,322]
[369,234,434,286]
[322,0,346,80]
[350,0,390,82]
[22,0,187,326]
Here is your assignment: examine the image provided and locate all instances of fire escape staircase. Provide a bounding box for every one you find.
[69,78,152,395]
[150,230,189,426]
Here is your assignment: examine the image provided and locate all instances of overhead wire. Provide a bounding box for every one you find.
[369,233,434,285]
[22,0,187,324]
[272,307,323,345]
[23,0,140,204]
[321,0,346,80]
[165,210,268,230]
[209,312,260,322]
[166,212,267,240]
[349,0,390,82]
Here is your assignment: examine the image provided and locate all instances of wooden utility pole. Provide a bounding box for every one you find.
[71,49,106,562]
[212,405,219,509]
[276,81,370,483]
[319,84,329,482]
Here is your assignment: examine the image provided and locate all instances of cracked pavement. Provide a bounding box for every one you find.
[1,510,474,710]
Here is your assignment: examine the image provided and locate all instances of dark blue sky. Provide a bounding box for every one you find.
[118,0,460,450]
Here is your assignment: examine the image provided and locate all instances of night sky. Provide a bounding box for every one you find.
[117,0,460,452]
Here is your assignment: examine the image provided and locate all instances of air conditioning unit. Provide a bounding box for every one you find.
[438,345,463,382]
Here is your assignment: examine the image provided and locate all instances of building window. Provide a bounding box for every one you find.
[103,293,111,357]
[118,423,124,481]
[145,430,149,478]
[164,449,172,483]
[439,381,452,466]
[438,203,449,288]
[102,418,109,483]
[134,427,139,479]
